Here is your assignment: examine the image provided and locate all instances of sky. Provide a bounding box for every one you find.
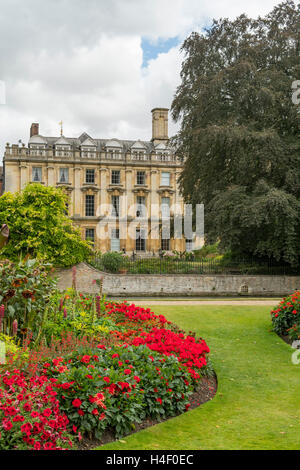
[0,0,284,161]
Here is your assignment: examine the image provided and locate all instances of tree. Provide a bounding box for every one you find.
[0,183,92,267]
[171,0,300,266]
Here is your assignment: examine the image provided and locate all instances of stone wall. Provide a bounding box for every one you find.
[54,262,300,297]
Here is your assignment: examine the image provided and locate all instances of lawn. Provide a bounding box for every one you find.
[98,305,300,450]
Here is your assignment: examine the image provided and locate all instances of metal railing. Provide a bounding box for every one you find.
[90,255,299,276]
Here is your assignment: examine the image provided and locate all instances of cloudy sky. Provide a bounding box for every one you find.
[0,0,283,160]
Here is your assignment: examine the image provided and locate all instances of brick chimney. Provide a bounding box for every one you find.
[30,123,39,137]
[151,108,169,144]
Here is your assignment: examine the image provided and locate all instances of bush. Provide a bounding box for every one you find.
[0,183,91,267]
[270,291,300,339]
[0,258,57,341]
[101,252,123,273]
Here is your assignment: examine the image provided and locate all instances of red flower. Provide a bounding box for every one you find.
[72,398,82,408]
[124,369,131,375]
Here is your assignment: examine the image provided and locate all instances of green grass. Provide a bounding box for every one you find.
[97,305,300,450]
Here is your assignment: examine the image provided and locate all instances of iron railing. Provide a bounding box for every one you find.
[90,256,299,276]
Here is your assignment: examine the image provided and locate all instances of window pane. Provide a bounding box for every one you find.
[186,239,193,252]
[111,195,119,217]
[136,196,146,217]
[59,168,68,183]
[111,228,120,251]
[32,167,42,182]
[161,239,170,251]
[111,170,120,184]
[85,195,95,216]
[85,228,95,247]
[136,229,146,251]
[137,171,145,185]
[161,197,170,218]
[86,169,95,184]
[161,172,170,186]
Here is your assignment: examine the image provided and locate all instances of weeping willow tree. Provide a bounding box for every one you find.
[172,0,300,266]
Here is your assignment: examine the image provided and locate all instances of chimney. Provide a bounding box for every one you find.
[30,123,39,137]
[151,108,169,144]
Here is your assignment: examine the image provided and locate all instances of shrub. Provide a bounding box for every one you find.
[101,252,124,273]
[270,291,300,339]
[0,258,57,340]
[0,183,91,267]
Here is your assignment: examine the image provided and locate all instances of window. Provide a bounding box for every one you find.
[186,239,193,252]
[85,195,95,217]
[59,168,69,183]
[136,228,146,251]
[111,229,120,251]
[161,238,170,251]
[161,172,170,186]
[32,167,42,182]
[137,171,145,185]
[111,195,120,217]
[136,196,146,218]
[86,169,95,184]
[161,197,170,218]
[85,228,95,247]
[111,170,120,184]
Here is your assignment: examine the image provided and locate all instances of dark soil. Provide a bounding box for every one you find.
[279,334,292,345]
[77,373,218,450]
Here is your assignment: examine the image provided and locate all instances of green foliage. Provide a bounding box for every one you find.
[100,251,124,273]
[171,1,300,266]
[0,183,91,267]
[42,292,118,345]
[44,344,193,439]
[0,258,57,340]
[193,243,220,259]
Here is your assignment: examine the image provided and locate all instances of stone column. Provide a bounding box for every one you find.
[73,167,82,218]
[20,164,28,190]
[47,166,55,186]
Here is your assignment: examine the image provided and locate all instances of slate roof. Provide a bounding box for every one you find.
[37,134,172,153]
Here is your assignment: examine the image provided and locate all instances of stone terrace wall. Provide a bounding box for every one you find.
[54,263,300,297]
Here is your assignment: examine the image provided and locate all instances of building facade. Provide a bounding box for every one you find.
[3,108,192,254]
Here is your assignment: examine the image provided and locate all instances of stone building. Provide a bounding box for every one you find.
[0,166,3,195]
[3,108,192,254]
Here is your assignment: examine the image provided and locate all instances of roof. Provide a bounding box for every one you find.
[29,133,173,153]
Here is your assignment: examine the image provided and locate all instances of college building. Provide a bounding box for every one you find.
[3,108,194,254]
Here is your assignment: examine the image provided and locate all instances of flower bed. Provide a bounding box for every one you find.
[270,291,300,342]
[0,281,215,450]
